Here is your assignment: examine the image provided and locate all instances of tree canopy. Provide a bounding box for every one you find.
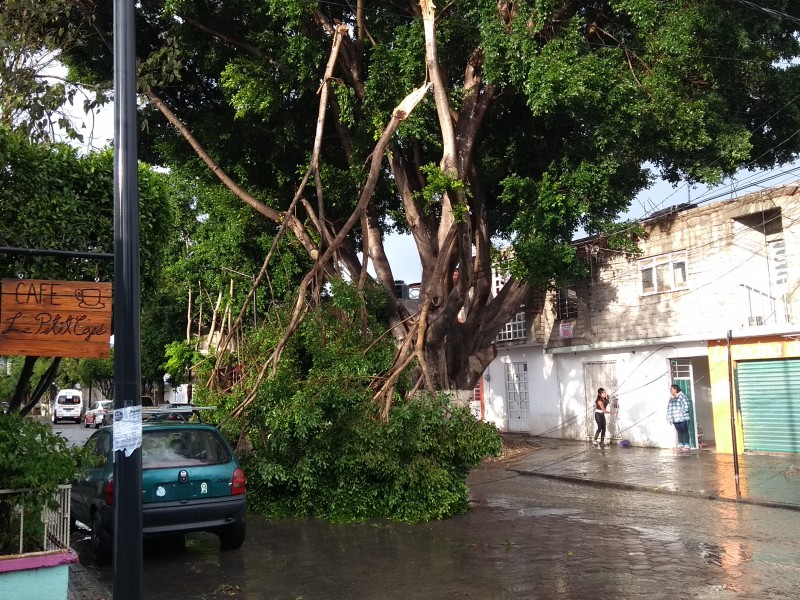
[6,0,800,401]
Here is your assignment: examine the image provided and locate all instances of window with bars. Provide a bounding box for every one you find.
[639,251,688,295]
[496,312,526,341]
[556,287,578,320]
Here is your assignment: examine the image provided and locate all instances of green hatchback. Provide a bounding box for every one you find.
[72,422,246,564]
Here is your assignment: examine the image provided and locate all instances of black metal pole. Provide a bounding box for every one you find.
[727,330,742,500]
[112,0,143,597]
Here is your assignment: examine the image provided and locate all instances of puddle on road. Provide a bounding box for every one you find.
[482,496,583,518]
[681,539,726,566]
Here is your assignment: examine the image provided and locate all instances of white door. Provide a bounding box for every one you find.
[582,362,618,440]
[505,362,530,432]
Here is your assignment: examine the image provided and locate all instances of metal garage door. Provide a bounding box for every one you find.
[736,359,800,453]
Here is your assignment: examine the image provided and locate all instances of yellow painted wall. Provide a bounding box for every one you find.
[708,336,800,454]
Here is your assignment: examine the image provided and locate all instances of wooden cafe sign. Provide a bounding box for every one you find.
[0,279,112,358]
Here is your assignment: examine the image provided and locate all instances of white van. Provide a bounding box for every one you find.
[52,389,83,424]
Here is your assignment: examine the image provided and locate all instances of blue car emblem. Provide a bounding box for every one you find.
[178,470,188,482]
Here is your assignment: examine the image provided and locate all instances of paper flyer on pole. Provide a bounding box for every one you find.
[112,406,142,457]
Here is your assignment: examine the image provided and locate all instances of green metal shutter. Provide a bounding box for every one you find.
[736,359,800,453]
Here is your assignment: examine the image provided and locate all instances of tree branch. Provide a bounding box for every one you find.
[230,82,432,417]
[145,88,319,256]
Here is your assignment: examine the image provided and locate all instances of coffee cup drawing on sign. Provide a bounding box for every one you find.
[74,287,106,309]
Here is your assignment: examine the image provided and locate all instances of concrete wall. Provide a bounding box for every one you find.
[485,341,710,448]
[483,345,559,434]
[0,551,76,600]
[550,342,710,448]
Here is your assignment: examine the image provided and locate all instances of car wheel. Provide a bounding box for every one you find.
[84,419,90,428]
[91,512,112,565]
[218,519,246,550]
[95,421,101,429]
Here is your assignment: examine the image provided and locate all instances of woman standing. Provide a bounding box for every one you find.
[667,385,692,450]
[593,388,613,447]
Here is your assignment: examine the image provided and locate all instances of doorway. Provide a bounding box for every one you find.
[583,362,618,441]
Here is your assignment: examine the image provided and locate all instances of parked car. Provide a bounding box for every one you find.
[71,421,246,564]
[52,389,83,424]
[83,401,114,428]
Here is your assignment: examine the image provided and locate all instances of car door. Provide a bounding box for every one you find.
[72,430,112,525]
[85,402,99,424]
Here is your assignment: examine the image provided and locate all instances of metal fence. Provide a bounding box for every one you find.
[0,484,71,555]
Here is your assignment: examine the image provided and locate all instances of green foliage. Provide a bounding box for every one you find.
[0,413,96,553]
[415,164,472,222]
[163,341,201,386]
[0,126,174,289]
[0,357,24,402]
[199,283,500,523]
[0,0,101,143]
[59,355,114,400]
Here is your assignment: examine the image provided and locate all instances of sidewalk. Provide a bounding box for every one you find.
[504,435,800,511]
[68,557,111,600]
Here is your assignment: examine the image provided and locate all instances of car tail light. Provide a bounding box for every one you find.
[231,468,246,495]
[104,477,115,505]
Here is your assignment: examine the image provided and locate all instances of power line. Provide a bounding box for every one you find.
[729,0,800,27]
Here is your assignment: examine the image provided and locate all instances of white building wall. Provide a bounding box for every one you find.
[550,341,707,448]
[483,345,559,435]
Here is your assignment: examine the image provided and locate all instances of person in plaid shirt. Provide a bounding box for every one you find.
[667,385,691,450]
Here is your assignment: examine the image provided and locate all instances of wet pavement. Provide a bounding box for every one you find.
[504,436,800,511]
[68,437,800,599]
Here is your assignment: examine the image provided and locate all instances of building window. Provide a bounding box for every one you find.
[496,312,526,341]
[556,287,578,320]
[639,251,688,295]
[493,272,508,297]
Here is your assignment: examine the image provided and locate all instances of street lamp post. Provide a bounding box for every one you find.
[112,0,143,597]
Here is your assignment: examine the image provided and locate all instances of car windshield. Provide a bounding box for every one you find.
[98,402,112,410]
[141,429,231,469]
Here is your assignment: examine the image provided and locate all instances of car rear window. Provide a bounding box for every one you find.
[142,429,232,469]
[58,396,81,405]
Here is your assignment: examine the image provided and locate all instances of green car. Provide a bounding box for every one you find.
[72,422,246,564]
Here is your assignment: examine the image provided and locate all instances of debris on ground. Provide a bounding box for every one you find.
[485,432,540,462]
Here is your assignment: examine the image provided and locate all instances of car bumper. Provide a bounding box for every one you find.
[99,495,246,536]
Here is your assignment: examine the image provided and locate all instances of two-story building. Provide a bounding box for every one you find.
[482,183,800,453]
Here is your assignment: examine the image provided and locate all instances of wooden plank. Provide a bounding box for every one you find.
[0,279,112,358]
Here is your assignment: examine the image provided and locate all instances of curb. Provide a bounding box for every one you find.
[508,469,800,513]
